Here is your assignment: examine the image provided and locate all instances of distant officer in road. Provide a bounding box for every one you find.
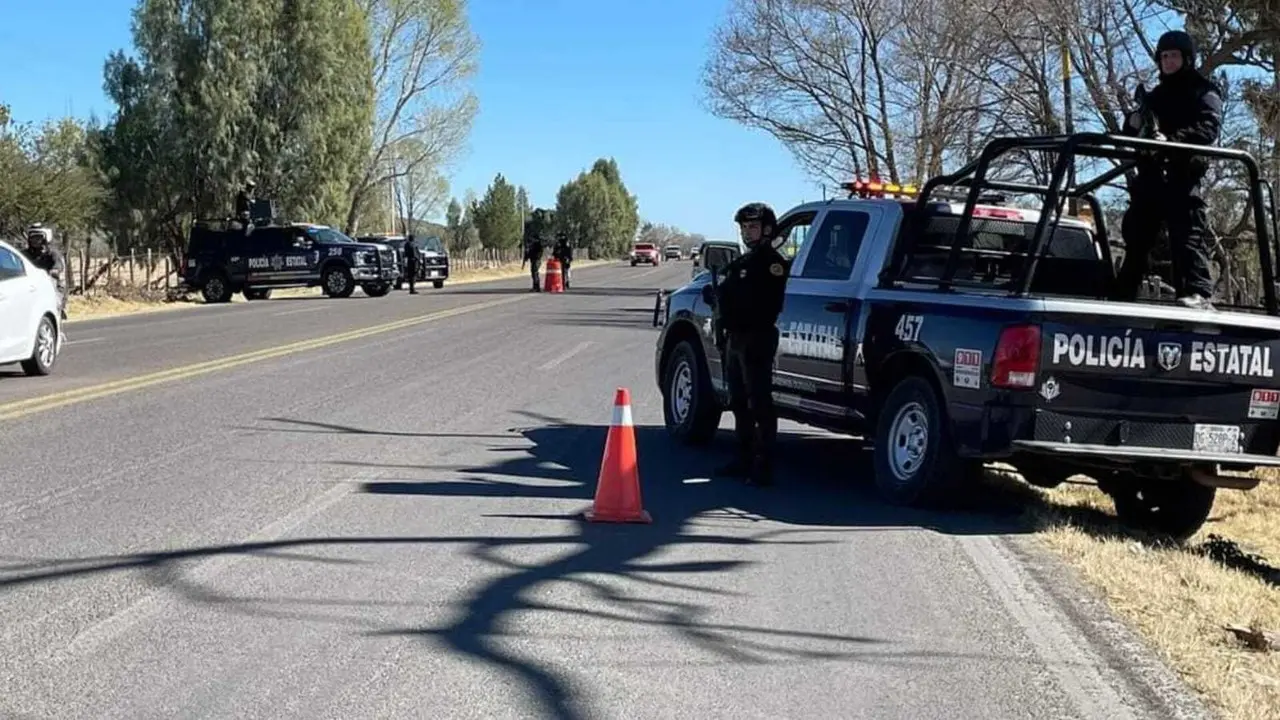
[708,202,790,486]
[235,180,257,236]
[1113,30,1223,309]
[523,233,545,292]
[553,232,573,289]
[24,224,68,320]
[404,235,421,294]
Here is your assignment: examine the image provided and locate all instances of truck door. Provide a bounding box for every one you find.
[244,228,291,286]
[774,206,880,424]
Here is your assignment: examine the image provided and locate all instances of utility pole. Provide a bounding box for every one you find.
[1062,35,1078,216]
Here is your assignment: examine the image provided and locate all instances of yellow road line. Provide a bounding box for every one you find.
[0,295,523,422]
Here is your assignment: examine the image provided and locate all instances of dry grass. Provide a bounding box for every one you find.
[1008,468,1280,719]
[64,259,611,321]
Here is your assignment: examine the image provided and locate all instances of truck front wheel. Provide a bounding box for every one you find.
[1102,472,1216,542]
[662,340,721,446]
[872,375,969,506]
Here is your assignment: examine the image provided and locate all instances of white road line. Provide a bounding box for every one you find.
[538,341,594,370]
[271,305,328,317]
[66,337,104,346]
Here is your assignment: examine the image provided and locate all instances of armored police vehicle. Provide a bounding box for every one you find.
[654,132,1280,540]
[357,234,451,290]
[182,221,398,302]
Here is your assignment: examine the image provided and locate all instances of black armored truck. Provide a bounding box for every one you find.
[654,132,1280,540]
[181,221,399,302]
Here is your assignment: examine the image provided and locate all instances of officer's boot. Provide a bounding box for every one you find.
[716,421,754,478]
[746,453,774,487]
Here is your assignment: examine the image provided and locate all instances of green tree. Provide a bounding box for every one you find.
[0,108,103,247]
[515,185,531,221]
[471,173,521,249]
[554,157,639,257]
[94,0,375,253]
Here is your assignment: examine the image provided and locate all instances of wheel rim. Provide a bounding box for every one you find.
[670,360,694,425]
[887,401,929,483]
[207,278,224,299]
[36,320,55,367]
[327,272,347,294]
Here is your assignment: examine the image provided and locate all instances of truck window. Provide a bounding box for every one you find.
[774,212,816,260]
[797,210,870,281]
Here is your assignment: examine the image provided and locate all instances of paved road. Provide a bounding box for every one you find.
[0,262,1206,720]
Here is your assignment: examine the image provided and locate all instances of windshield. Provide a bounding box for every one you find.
[419,236,444,252]
[307,227,355,244]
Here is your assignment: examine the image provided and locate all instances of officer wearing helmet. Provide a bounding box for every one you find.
[235,180,257,235]
[23,224,68,320]
[553,232,573,290]
[1113,29,1223,309]
[705,202,791,486]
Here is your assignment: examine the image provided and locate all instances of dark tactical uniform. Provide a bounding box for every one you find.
[1114,30,1223,308]
[553,234,573,289]
[524,236,545,292]
[404,235,421,294]
[24,227,68,320]
[711,202,790,485]
[235,181,257,235]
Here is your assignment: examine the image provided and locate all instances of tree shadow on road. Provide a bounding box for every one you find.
[0,413,1127,719]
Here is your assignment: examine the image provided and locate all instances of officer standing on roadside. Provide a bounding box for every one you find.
[404,235,421,294]
[1113,30,1223,309]
[707,202,790,486]
[24,224,68,320]
[553,232,573,290]
[523,220,545,292]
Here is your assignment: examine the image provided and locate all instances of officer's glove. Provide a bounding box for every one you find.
[700,284,717,307]
[1153,131,1167,142]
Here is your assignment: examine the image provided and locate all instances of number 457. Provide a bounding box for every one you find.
[895,314,923,342]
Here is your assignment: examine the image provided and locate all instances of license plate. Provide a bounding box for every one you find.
[428,271,440,277]
[1193,424,1241,454]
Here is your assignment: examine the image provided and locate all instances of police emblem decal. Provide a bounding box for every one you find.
[1157,342,1182,371]
[1039,376,1060,402]
[270,254,285,271]
[769,263,784,277]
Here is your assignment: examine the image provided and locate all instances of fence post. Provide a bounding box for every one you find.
[129,250,136,286]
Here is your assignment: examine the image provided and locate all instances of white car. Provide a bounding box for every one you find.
[0,239,64,375]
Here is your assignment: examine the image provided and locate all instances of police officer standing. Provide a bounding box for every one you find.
[404,235,421,294]
[1113,30,1223,309]
[523,226,545,292]
[707,202,790,486]
[23,224,68,320]
[235,180,257,235]
[553,232,573,290]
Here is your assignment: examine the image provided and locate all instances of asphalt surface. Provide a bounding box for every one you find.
[0,261,1208,720]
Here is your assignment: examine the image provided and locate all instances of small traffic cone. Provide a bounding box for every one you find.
[584,387,652,523]
[543,258,564,293]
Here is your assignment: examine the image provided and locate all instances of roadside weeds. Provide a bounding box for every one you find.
[65,259,611,323]
[1004,468,1280,720]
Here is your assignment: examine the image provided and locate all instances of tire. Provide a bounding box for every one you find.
[433,280,444,289]
[201,273,233,303]
[872,375,967,506]
[662,340,722,446]
[21,315,58,376]
[243,288,272,301]
[322,266,355,298]
[394,280,404,290]
[362,282,391,298]
[1105,472,1216,542]
[631,260,637,267]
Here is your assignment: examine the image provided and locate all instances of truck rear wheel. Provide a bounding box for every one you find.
[1103,473,1216,542]
[201,274,233,303]
[872,375,968,506]
[662,340,721,446]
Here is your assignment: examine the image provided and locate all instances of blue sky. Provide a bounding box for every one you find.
[0,0,825,239]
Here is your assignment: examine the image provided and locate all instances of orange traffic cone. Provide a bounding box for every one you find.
[584,387,652,523]
[543,257,564,293]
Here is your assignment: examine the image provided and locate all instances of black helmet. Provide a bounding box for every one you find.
[733,202,777,229]
[1155,30,1196,69]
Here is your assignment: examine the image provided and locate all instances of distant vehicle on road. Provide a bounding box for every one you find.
[0,238,64,376]
[663,244,683,260]
[357,234,451,290]
[631,243,660,266]
[182,221,399,302]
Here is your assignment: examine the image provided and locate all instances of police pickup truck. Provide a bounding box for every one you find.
[654,132,1280,540]
[182,221,398,302]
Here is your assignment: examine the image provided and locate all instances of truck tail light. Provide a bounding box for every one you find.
[991,324,1041,389]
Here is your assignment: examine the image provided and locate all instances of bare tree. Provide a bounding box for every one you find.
[345,0,479,235]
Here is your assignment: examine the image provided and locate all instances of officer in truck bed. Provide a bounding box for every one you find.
[708,202,791,486]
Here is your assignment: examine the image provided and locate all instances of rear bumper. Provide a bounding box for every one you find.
[951,401,1280,469]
